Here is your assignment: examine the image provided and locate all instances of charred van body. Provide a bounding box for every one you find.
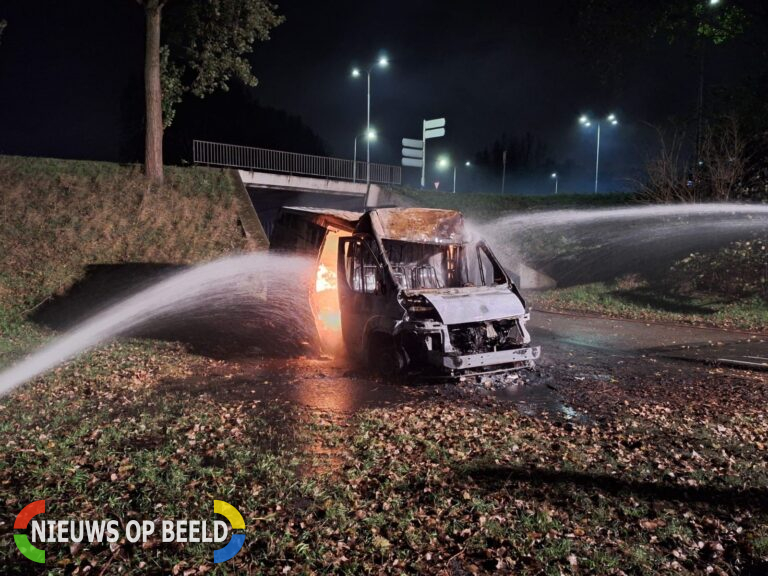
[271,207,540,377]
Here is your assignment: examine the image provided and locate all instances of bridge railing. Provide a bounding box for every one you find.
[192,140,402,185]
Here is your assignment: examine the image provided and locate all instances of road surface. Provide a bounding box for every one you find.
[162,311,766,418]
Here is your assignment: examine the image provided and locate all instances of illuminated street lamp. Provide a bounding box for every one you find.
[579,113,619,194]
[551,172,559,195]
[436,155,456,193]
[351,55,389,203]
[436,156,471,193]
[353,129,377,183]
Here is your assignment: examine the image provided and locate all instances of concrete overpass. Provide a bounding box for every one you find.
[193,140,402,236]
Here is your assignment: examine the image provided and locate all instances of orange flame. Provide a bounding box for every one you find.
[310,230,344,354]
[315,263,337,293]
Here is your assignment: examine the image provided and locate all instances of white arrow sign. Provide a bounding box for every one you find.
[402,148,424,159]
[402,158,424,168]
[424,128,446,139]
[402,138,423,149]
[424,118,446,130]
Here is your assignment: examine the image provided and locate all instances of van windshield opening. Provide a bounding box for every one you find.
[382,240,507,290]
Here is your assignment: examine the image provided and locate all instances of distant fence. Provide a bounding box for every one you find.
[192,140,402,185]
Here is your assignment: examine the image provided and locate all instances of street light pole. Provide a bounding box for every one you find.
[366,70,371,188]
[696,0,722,169]
[421,120,427,188]
[594,122,601,195]
[354,129,376,184]
[501,150,507,194]
[436,155,453,192]
[580,113,617,195]
[351,55,388,207]
[551,172,559,195]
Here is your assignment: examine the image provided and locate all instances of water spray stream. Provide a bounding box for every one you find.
[476,203,768,284]
[0,253,316,397]
[486,203,768,232]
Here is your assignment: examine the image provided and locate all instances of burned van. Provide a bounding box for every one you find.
[271,207,540,377]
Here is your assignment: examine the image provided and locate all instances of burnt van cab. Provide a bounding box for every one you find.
[338,208,540,376]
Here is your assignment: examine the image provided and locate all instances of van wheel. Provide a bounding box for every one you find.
[367,334,406,378]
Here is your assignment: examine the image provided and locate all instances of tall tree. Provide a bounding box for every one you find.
[139,0,165,184]
[135,0,284,184]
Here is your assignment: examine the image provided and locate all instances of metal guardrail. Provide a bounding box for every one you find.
[192,140,401,185]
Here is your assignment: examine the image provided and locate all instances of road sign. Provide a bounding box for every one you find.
[424,128,446,139]
[402,148,424,159]
[402,138,423,149]
[402,158,424,168]
[424,118,446,130]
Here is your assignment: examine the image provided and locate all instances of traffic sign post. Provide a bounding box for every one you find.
[401,137,424,169]
[401,119,446,187]
[423,118,446,130]
[402,148,424,158]
[423,128,445,139]
[421,118,446,187]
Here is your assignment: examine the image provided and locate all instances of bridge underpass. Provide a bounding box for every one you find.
[193,140,402,239]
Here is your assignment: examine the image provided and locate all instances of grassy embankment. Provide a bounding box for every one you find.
[395,188,767,332]
[392,187,637,219]
[0,155,264,336]
[530,237,768,332]
[533,279,767,333]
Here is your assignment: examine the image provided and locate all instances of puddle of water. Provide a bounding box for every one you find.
[490,370,592,423]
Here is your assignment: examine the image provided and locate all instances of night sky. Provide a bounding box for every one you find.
[0,1,764,192]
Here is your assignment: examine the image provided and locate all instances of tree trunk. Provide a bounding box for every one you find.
[143,1,164,184]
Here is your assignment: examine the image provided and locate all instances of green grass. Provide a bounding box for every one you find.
[533,281,768,332]
[390,186,637,219]
[1,322,767,573]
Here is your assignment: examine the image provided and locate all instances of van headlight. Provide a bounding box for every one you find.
[400,294,440,322]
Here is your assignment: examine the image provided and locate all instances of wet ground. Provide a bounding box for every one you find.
[161,311,767,420]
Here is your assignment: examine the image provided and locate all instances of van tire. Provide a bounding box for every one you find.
[367,333,406,378]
